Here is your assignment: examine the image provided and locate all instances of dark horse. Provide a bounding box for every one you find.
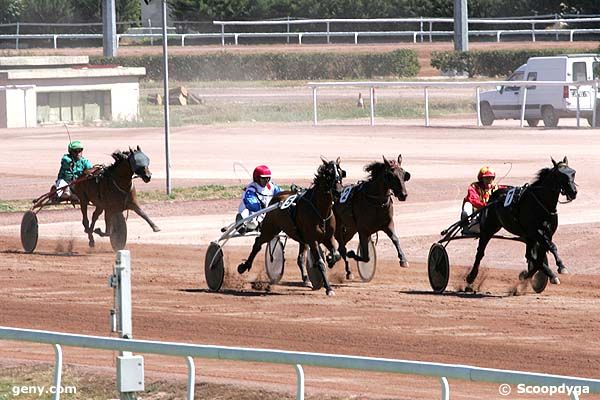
[466,157,577,286]
[237,158,345,296]
[72,146,160,247]
[333,155,411,279]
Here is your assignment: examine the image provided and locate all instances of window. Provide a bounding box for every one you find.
[526,72,537,90]
[593,62,600,80]
[573,62,587,82]
[505,71,524,92]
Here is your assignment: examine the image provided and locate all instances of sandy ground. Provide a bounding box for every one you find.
[1,117,600,399]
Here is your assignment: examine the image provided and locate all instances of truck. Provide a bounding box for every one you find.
[479,54,600,127]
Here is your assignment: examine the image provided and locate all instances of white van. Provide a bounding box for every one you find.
[479,54,600,127]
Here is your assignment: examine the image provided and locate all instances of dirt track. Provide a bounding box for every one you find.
[1,117,600,399]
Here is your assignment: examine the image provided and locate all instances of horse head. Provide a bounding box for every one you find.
[128,145,152,183]
[317,156,346,197]
[551,156,577,201]
[382,154,411,201]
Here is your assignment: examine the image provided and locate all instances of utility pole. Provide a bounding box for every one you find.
[454,0,468,52]
[102,0,118,57]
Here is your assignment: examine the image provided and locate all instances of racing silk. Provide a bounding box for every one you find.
[463,181,498,210]
[57,154,93,182]
[238,181,281,213]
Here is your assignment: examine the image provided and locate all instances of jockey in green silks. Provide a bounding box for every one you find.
[55,141,93,200]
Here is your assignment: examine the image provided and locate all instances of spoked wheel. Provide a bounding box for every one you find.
[109,212,128,252]
[356,238,377,282]
[306,248,324,290]
[428,243,450,294]
[528,253,549,294]
[20,211,39,253]
[265,236,285,284]
[205,241,225,291]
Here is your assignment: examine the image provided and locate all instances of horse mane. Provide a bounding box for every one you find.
[364,161,390,181]
[314,162,335,187]
[531,167,553,186]
[105,150,130,172]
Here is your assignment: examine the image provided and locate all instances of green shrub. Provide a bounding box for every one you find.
[90,50,419,81]
[431,49,598,77]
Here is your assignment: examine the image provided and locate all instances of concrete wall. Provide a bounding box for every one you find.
[4,87,36,128]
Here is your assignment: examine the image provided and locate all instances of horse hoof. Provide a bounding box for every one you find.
[464,285,474,293]
[551,277,561,285]
[346,250,356,259]
[88,241,95,248]
[400,260,409,268]
[326,289,335,297]
[237,263,249,274]
[304,280,313,289]
[346,272,354,280]
[558,266,569,275]
[518,270,528,281]
[93,228,103,235]
[153,226,161,232]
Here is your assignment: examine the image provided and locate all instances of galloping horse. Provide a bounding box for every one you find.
[72,146,160,247]
[466,157,577,286]
[333,155,411,279]
[237,158,345,296]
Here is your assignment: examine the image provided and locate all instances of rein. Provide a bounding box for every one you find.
[299,188,335,230]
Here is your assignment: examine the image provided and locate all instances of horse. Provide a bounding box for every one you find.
[332,155,411,279]
[72,146,160,247]
[237,158,345,296]
[465,157,577,287]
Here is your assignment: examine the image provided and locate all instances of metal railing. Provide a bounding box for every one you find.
[1,326,599,400]
[307,80,600,128]
[1,16,600,49]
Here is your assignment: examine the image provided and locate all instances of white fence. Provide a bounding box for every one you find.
[1,16,600,49]
[307,80,600,128]
[1,326,599,400]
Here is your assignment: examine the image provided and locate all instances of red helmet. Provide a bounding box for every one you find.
[478,166,496,181]
[253,165,272,182]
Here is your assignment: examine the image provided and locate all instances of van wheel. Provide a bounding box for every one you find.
[480,102,494,126]
[526,119,540,127]
[542,106,559,128]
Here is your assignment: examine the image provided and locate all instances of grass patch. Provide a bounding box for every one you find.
[0,200,31,213]
[112,97,474,128]
[137,184,246,202]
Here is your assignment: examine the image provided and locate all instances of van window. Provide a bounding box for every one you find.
[526,72,537,90]
[505,71,524,92]
[594,62,600,80]
[573,62,587,82]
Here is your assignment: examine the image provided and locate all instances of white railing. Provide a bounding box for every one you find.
[1,16,600,48]
[1,326,599,400]
[307,80,600,128]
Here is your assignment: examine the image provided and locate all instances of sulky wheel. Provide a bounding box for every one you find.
[356,238,377,282]
[205,242,225,291]
[428,243,450,294]
[109,212,128,252]
[265,236,285,284]
[306,248,324,290]
[528,253,549,294]
[20,211,39,254]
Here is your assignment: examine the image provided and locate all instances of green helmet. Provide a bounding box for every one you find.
[68,141,83,152]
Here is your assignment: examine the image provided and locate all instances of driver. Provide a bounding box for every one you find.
[55,141,94,202]
[461,166,498,234]
[236,165,281,234]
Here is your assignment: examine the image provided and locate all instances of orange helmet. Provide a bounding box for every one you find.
[478,166,496,181]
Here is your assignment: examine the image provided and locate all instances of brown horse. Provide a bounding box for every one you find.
[237,158,345,296]
[333,155,411,279]
[72,146,160,247]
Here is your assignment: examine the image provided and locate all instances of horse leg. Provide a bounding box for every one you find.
[87,207,104,246]
[296,243,311,287]
[532,227,568,274]
[79,199,94,247]
[322,236,341,269]
[238,231,273,274]
[382,223,409,268]
[346,232,371,263]
[466,234,492,285]
[337,240,353,280]
[128,201,160,232]
[520,242,559,284]
[311,243,334,296]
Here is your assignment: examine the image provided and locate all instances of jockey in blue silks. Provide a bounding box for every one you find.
[236,165,281,233]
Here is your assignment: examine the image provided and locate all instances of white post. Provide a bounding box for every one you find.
[369,87,375,126]
[440,377,449,400]
[186,356,195,400]
[476,87,481,127]
[295,364,305,400]
[593,81,598,128]
[52,344,63,400]
[312,87,318,126]
[575,84,581,128]
[424,87,430,127]
[162,0,172,195]
[520,87,528,128]
[115,251,132,339]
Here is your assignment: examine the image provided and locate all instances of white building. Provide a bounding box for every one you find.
[0,56,146,128]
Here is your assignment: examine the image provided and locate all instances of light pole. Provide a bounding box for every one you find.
[161,0,172,195]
